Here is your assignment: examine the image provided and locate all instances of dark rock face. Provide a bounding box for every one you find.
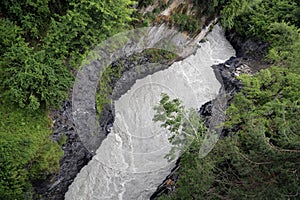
[225,30,269,59]
[225,30,271,71]
[201,57,246,137]
[213,57,244,95]
[33,101,93,200]
[201,30,271,128]
[150,159,181,199]
[198,100,213,125]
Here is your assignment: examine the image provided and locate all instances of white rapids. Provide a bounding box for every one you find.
[65,25,235,200]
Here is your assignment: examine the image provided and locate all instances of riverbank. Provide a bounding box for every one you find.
[150,27,271,200]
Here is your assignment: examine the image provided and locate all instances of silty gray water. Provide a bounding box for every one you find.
[65,25,235,200]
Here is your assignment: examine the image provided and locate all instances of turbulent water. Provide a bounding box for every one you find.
[65,25,235,200]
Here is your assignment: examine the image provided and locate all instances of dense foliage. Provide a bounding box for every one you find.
[0,0,135,110]
[230,0,300,66]
[1,0,299,199]
[0,104,63,199]
[155,0,300,199]
[156,83,300,199]
[0,0,136,199]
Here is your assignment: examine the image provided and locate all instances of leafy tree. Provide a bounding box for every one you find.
[156,80,300,199]
[153,93,207,161]
[43,0,136,69]
[229,0,300,65]
[0,38,73,110]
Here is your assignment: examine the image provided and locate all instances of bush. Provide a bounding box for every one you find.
[0,38,73,110]
[0,103,63,199]
[171,14,199,33]
[227,0,300,66]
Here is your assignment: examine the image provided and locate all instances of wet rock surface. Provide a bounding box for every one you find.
[33,101,93,200]
[225,30,271,71]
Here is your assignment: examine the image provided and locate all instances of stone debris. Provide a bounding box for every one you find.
[234,63,252,76]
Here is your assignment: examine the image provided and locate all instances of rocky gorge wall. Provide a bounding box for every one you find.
[33,20,218,199]
[31,0,272,194]
[65,24,235,200]
[31,0,231,197]
[33,26,270,200]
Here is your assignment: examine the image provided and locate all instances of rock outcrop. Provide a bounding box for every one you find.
[33,101,93,200]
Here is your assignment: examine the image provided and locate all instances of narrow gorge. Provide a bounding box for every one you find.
[1,1,298,199]
[65,25,235,200]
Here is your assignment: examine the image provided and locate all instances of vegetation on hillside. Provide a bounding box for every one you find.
[0,0,299,199]
[0,104,63,199]
[156,73,300,198]
[229,0,300,67]
[0,0,135,198]
[137,0,230,33]
[156,0,300,199]
[0,0,135,110]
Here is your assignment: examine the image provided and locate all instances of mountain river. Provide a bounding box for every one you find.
[65,25,235,200]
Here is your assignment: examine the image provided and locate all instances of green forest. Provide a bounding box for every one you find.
[0,0,299,199]
[156,0,300,199]
[0,0,135,199]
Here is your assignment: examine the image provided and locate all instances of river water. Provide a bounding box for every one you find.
[65,25,235,200]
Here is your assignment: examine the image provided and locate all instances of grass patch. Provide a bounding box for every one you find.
[0,103,63,199]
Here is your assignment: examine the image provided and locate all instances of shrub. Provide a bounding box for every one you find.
[0,103,63,199]
[0,38,73,110]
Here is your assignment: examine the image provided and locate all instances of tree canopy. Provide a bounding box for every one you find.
[156,0,300,199]
[0,0,136,198]
[1,0,300,199]
[0,0,135,110]
[156,81,300,199]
